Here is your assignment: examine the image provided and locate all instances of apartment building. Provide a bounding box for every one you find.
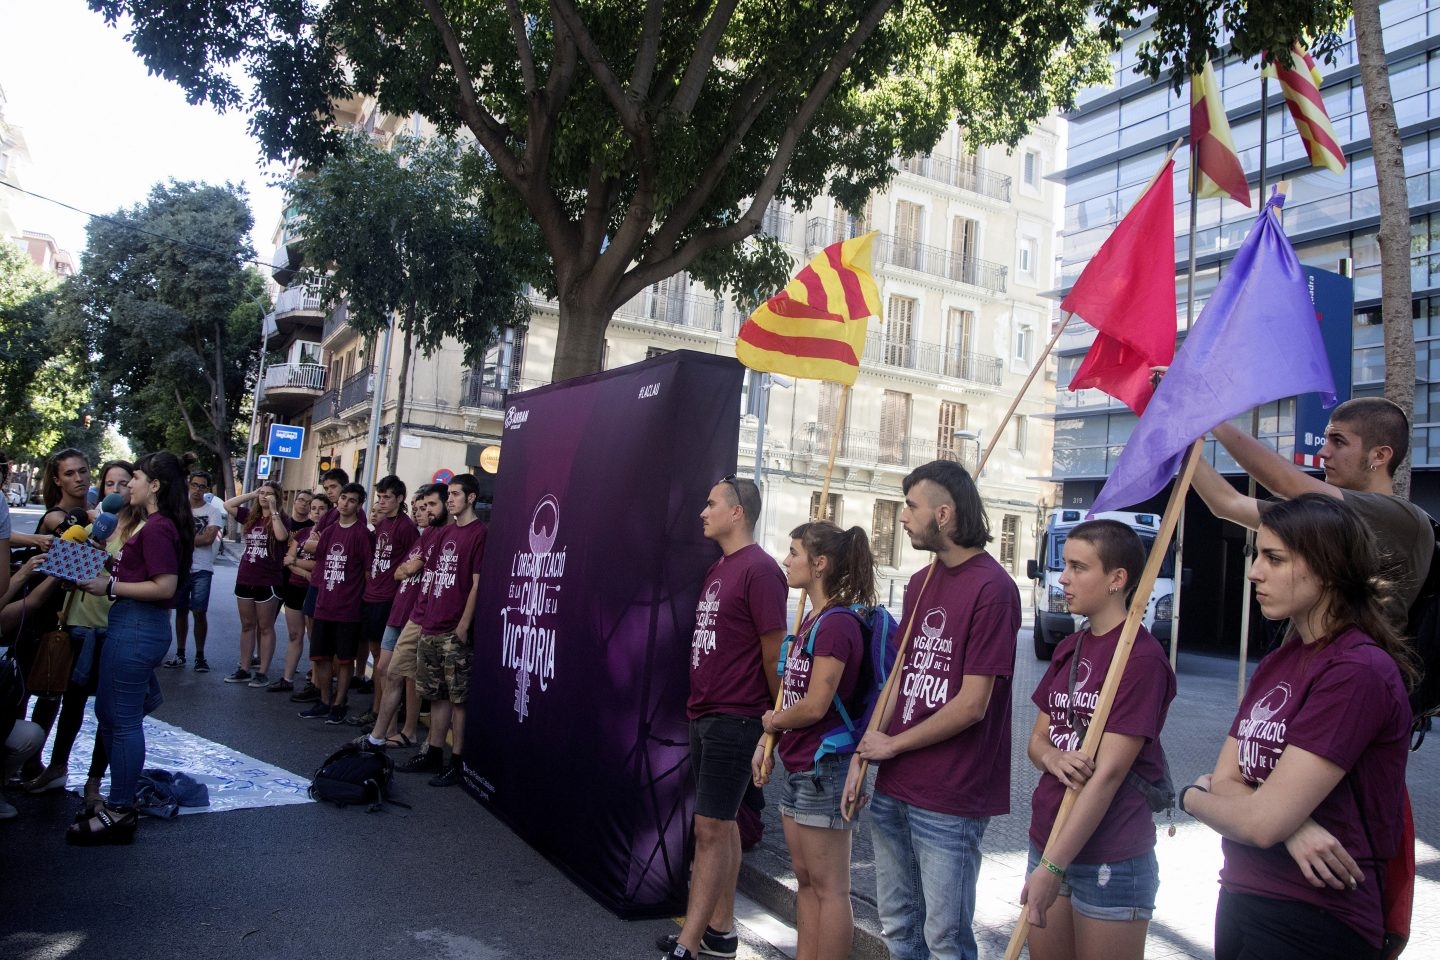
[255,100,1062,596]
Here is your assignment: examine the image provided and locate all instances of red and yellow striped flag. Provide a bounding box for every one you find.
[735,232,882,385]
[1270,44,1346,174]
[1191,61,1252,206]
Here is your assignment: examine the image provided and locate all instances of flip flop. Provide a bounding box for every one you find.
[384,733,414,750]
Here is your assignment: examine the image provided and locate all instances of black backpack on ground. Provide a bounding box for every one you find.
[308,744,409,811]
[1405,515,1440,748]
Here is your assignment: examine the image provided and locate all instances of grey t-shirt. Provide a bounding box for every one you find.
[0,499,10,540]
[1340,488,1434,613]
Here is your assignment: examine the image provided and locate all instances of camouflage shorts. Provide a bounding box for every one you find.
[415,631,470,704]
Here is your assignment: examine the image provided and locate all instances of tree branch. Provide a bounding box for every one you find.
[549,0,641,131]
[504,0,540,96]
[670,0,741,116]
[419,0,523,183]
[173,386,221,454]
[629,0,667,98]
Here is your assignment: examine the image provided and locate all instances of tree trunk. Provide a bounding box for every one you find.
[551,292,616,382]
[387,320,413,477]
[1353,0,1415,498]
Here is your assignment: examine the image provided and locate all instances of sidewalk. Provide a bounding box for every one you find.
[738,640,1440,959]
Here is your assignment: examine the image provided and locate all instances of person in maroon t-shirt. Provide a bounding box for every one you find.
[395,475,487,787]
[360,485,445,751]
[658,475,787,960]
[841,460,1020,960]
[350,475,418,731]
[271,489,315,692]
[751,520,873,960]
[298,483,376,725]
[1020,520,1176,960]
[1181,495,1414,960]
[220,482,291,686]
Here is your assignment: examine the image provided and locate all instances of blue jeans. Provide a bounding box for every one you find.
[869,791,989,960]
[97,600,171,808]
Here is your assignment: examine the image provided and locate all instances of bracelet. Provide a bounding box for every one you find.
[106,577,117,601]
[1039,856,1065,878]
[1179,783,1209,814]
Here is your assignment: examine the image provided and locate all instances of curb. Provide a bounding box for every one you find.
[738,845,889,960]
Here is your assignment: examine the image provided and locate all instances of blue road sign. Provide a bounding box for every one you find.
[256,455,271,479]
[267,424,305,459]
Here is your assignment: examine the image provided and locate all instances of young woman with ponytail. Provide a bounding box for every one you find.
[752,520,877,960]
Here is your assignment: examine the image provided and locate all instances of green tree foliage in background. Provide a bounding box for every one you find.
[89,0,1109,380]
[284,133,530,474]
[57,181,265,498]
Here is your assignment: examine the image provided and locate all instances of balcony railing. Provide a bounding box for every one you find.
[861,333,1005,386]
[898,153,1012,202]
[338,369,374,414]
[312,388,338,424]
[322,300,351,342]
[274,284,325,316]
[613,290,727,333]
[800,423,980,473]
[804,219,1007,294]
[263,362,326,392]
[459,371,551,411]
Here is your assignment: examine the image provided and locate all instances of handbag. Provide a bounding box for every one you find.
[26,590,77,698]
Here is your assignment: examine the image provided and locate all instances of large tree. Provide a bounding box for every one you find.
[1104,0,1414,493]
[89,0,1108,381]
[58,181,265,498]
[0,242,96,464]
[285,132,531,475]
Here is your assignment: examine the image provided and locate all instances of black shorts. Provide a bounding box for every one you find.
[234,582,281,603]
[1215,890,1381,960]
[281,581,309,611]
[360,600,392,649]
[309,618,361,663]
[688,714,763,821]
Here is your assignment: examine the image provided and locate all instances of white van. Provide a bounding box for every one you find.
[1026,509,1175,660]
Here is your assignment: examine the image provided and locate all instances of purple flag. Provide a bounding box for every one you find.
[1090,194,1336,515]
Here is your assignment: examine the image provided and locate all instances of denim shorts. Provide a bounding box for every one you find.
[1027,844,1159,921]
[184,570,213,612]
[779,753,854,831]
[689,714,763,821]
[381,624,402,652]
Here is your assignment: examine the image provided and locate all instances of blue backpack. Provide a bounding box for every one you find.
[777,604,900,765]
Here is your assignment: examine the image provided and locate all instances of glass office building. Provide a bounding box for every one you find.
[1051,0,1440,649]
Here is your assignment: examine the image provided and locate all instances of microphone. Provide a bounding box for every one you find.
[86,487,99,507]
[61,525,90,543]
[90,512,119,543]
[100,493,126,514]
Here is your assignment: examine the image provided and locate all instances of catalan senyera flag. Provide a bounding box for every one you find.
[735,232,882,385]
[1191,61,1252,207]
[1270,44,1347,174]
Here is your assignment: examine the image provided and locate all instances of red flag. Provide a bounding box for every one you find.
[1062,163,1177,414]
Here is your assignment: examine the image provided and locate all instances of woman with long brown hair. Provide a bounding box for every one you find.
[220,482,290,686]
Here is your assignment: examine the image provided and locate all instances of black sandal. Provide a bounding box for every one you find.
[65,805,138,846]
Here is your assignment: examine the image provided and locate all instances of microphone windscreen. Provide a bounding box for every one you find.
[61,525,90,543]
[100,493,126,514]
[86,487,99,507]
[90,512,119,542]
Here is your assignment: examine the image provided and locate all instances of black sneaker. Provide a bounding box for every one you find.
[298,702,331,720]
[324,704,348,725]
[428,764,462,787]
[193,658,210,673]
[250,656,261,669]
[396,749,443,774]
[162,654,186,668]
[351,676,373,693]
[246,673,271,688]
[289,683,321,703]
[655,928,738,959]
[223,668,251,684]
[265,678,294,693]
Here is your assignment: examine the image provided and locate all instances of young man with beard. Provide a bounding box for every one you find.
[659,475,787,960]
[298,483,375,725]
[348,475,418,729]
[360,484,445,751]
[397,475,487,786]
[842,459,1020,960]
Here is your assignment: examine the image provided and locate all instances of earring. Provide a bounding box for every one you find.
[1108,586,1119,595]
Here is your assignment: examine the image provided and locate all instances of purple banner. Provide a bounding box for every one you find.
[461,350,744,918]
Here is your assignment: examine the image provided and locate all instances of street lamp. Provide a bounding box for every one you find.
[953,428,982,475]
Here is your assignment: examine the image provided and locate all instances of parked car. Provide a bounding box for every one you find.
[5,483,25,507]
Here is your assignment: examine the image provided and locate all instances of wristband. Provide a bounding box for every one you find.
[106,577,117,601]
[1039,856,1065,878]
[1179,783,1209,814]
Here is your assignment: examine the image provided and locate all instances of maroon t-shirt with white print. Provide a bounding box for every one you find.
[363,513,420,603]
[311,518,375,623]
[1219,627,1409,948]
[113,514,182,609]
[686,543,789,721]
[777,608,864,772]
[411,520,488,635]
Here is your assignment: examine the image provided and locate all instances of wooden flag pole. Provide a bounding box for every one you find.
[760,382,852,771]
[840,558,938,820]
[1003,437,1205,960]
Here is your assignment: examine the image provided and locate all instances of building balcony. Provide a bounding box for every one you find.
[322,299,359,349]
[612,290,729,336]
[797,423,979,474]
[311,388,339,428]
[861,333,1004,386]
[337,369,374,418]
[804,218,1008,295]
[267,283,326,344]
[897,153,1012,203]
[258,362,326,416]
[459,371,550,413]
